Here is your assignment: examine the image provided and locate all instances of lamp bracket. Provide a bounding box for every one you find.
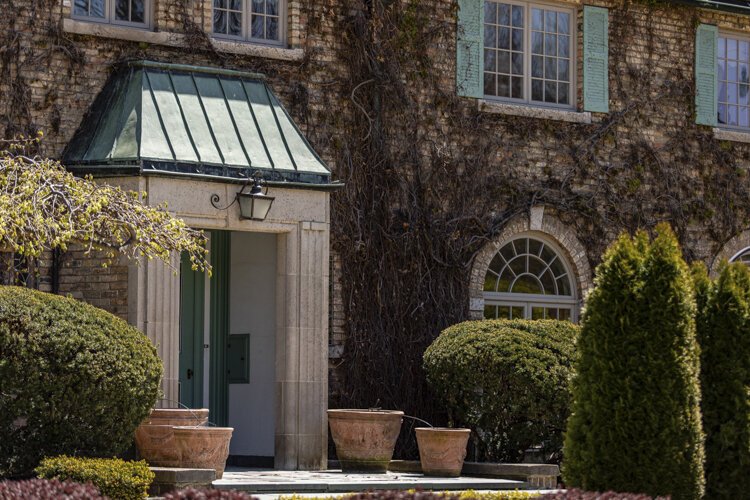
[210,193,238,211]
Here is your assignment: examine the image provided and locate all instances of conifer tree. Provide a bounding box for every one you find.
[564,224,704,499]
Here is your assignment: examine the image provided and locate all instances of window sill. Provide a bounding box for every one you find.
[712,127,750,144]
[62,18,304,62]
[478,99,592,124]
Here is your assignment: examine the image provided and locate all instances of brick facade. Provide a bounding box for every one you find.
[4,0,750,406]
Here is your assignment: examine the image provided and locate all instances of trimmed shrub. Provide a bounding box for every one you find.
[423,319,578,462]
[0,478,104,499]
[537,490,667,500]
[693,261,750,499]
[0,286,162,477]
[165,488,257,500]
[563,224,704,499]
[281,492,536,500]
[36,456,154,500]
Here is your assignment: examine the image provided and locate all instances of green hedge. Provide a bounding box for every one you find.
[694,261,750,499]
[563,224,704,499]
[423,319,578,463]
[36,456,153,500]
[0,286,162,477]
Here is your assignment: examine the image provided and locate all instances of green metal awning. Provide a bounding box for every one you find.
[63,61,332,186]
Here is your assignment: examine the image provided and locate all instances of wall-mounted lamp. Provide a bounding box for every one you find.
[211,174,275,221]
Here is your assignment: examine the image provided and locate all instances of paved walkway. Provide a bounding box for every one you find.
[214,468,529,494]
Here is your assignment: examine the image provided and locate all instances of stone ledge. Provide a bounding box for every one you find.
[387,460,559,479]
[149,467,216,496]
[713,127,750,144]
[478,100,592,124]
[62,18,305,61]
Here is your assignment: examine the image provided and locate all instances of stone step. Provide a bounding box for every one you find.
[213,468,528,494]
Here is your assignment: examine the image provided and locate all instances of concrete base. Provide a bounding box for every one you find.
[149,467,216,496]
[213,468,526,493]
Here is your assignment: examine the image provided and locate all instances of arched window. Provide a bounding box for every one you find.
[483,235,577,321]
[731,247,750,264]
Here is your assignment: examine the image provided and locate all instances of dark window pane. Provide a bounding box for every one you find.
[728,38,738,59]
[532,307,545,320]
[741,107,749,128]
[558,12,570,34]
[531,55,543,77]
[498,74,510,97]
[559,309,571,321]
[498,3,510,25]
[498,50,510,73]
[729,105,739,125]
[511,306,525,319]
[558,83,569,104]
[213,9,227,34]
[545,80,556,103]
[741,41,750,61]
[729,61,738,82]
[559,35,570,58]
[718,103,727,124]
[484,305,497,319]
[545,11,556,32]
[252,0,265,14]
[131,0,145,23]
[498,306,512,319]
[511,52,523,75]
[252,15,264,37]
[484,49,496,72]
[729,82,738,103]
[90,0,104,17]
[528,256,545,276]
[545,57,557,79]
[267,17,279,40]
[509,255,525,275]
[512,275,543,294]
[215,0,227,8]
[511,5,523,27]
[485,25,497,48]
[741,63,749,84]
[229,11,242,36]
[484,73,496,96]
[532,32,543,54]
[500,242,515,261]
[718,61,726,83]
[545,34,556,56]
[540,270,556,294]
[547,308,559,320]
[531,79,543,101]
[74,0,88,16]
[229,0,242,8]
[558,59,569,82]
[115,0,128,20]
[512,28,523,51]
[498,27,510,50]
[741,83,749,106]
[497,272,512,292]
[532,8,543,31]
[557,276,572,296]
[485,1,497,25]
[511,76,523,98]
[266,0,278,15]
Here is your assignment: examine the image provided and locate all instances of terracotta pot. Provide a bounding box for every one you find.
[327,409,404,473]
[172,426,234,479]
[134,424,181,467]
[415,427,470,477]
[141,408,209,427]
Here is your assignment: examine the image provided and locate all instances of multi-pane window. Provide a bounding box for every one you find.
[718,35,750,129]
[483,1,574,107]
[213,0,285,45]
[483,236,577,321]
[73,0,148,26]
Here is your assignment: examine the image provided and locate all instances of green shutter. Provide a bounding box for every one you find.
[583,6,609,113]
[696,24,718,126]
[456,0,483,98]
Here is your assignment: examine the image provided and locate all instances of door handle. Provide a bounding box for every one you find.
[187,368,193,380]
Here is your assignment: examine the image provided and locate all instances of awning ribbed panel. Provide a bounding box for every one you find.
[63,61,331,185]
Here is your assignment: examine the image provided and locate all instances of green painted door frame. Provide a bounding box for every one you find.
[178,252,205,408]
[209,230,231,427]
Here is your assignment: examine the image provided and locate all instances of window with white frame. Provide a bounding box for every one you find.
[483,236,577,321]
[717,34,750,129]
[483,1,575,107]
[731,246,750,265]
[73,0,150,27]
[213,0,286,46]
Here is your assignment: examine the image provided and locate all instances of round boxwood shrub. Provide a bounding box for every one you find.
[693,261,750,499]
[0,286,162,478]
[563,224,704,499]
[423,318,578,463]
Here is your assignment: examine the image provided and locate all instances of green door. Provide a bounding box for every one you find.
[179,252,205,408]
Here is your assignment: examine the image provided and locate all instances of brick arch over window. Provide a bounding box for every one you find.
[711,230,750,275]
[468,207,593,320]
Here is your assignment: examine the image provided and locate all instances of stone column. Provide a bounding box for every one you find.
[275,221,329,469]
[128,254,181,408]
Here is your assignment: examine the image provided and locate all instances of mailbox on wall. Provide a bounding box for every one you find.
[227,334,250,384]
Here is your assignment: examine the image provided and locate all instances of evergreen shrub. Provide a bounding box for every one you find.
[165,488,257,499]
[0,286,162,477]
[0,478,104,499]
[423,319,578,462]
[693,261,750,499]
[36,456,153,500]
[563,224,704,499]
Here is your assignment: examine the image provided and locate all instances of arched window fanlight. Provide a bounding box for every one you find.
[731,247,750,265]
[483,236,577,321]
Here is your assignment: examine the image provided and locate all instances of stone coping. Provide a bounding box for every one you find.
[478,99,592,124]
[713,127,750,144]
[62,19,305,61]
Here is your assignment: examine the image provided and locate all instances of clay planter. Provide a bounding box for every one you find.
[415,427,471,477]
[172,426,234,479]
[141,408,209,427]
[327,409,404,473]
